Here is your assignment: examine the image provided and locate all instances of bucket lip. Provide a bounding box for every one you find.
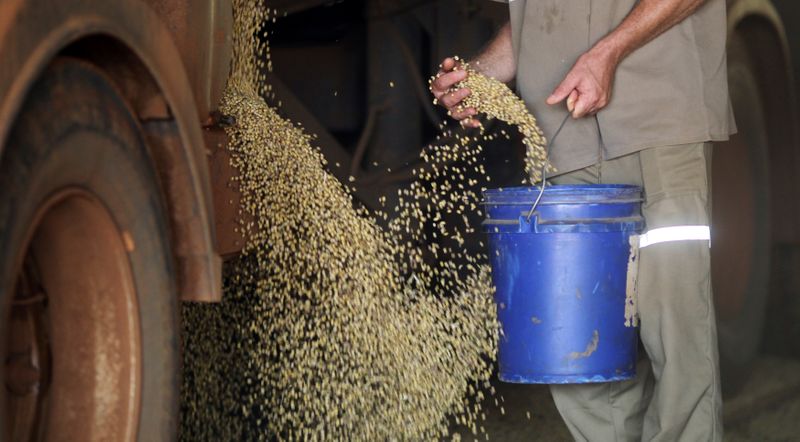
[482,184,642,204]
[484,184,641,195]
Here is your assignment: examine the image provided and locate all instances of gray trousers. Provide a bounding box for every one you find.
[549,143,723,441]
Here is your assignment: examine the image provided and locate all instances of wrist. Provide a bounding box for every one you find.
[468,56,515,84]
[592,35,626,65]
[468,23,516,83]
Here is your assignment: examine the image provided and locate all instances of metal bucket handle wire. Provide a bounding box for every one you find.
[525,113,572,222]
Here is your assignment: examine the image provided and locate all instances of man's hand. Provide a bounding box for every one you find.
[547,0,706,118]
[430,57,481,128]
[430,24,514,128]
[546,45,620,119]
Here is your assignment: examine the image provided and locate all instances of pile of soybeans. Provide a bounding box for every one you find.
[181,1,549,440]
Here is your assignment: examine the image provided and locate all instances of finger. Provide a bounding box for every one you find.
[566,90,578,113]
[595,96,609,112]
[450,107,476,120]
[571,93,595,119]
[433,70,468,94]
[441,88,471,109]
[441,57,457,72]
[587,104,604,116]
[546,75,578,105]
[432,70,468,94]
[460,118,482,129]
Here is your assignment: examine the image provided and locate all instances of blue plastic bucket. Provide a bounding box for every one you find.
[483,185,644,384]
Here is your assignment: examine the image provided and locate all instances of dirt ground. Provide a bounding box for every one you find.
[451,356,800,441]
[725,357,800,442]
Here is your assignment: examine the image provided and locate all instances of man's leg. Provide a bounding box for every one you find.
[547,143,722,441]
[636,143,722,441]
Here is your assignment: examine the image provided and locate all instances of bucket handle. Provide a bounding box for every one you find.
[525,113,571,222]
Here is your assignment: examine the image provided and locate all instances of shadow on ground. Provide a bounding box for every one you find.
[451,356,800,441]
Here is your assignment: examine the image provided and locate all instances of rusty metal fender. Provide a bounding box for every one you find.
[728,0,790,53]
[728,0,800,245]
[0,0,222,302]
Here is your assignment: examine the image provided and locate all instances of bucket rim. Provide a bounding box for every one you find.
[482,184,643,205]
[483,184,641,194]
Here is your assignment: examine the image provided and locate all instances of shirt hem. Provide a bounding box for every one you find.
[549,131,733,176]
[602,131,732,159]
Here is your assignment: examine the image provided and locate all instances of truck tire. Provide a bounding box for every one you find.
[0,59,179,441]
[713,34,772,395]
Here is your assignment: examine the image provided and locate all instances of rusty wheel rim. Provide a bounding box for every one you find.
[712,53,769,324]
[712,130,757,321]
[3,189,141,442]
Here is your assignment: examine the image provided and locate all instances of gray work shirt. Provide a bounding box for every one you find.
[496,0,735,174]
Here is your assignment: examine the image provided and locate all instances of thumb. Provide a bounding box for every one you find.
[566,90,578,113]
[546,76,577,105]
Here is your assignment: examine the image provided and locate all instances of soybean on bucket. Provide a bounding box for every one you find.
[483,185,644,384]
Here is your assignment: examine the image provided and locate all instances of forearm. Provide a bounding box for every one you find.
[546,0,707,117]
[471,23,516,83]
[595,0,706,63]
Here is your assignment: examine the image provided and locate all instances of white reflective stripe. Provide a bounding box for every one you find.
[638,225,711,249]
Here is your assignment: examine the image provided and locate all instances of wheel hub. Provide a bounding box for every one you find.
[2,190,141,442]
[4,260,51,441]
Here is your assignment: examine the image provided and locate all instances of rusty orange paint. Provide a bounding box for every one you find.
[0,0,226,302]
